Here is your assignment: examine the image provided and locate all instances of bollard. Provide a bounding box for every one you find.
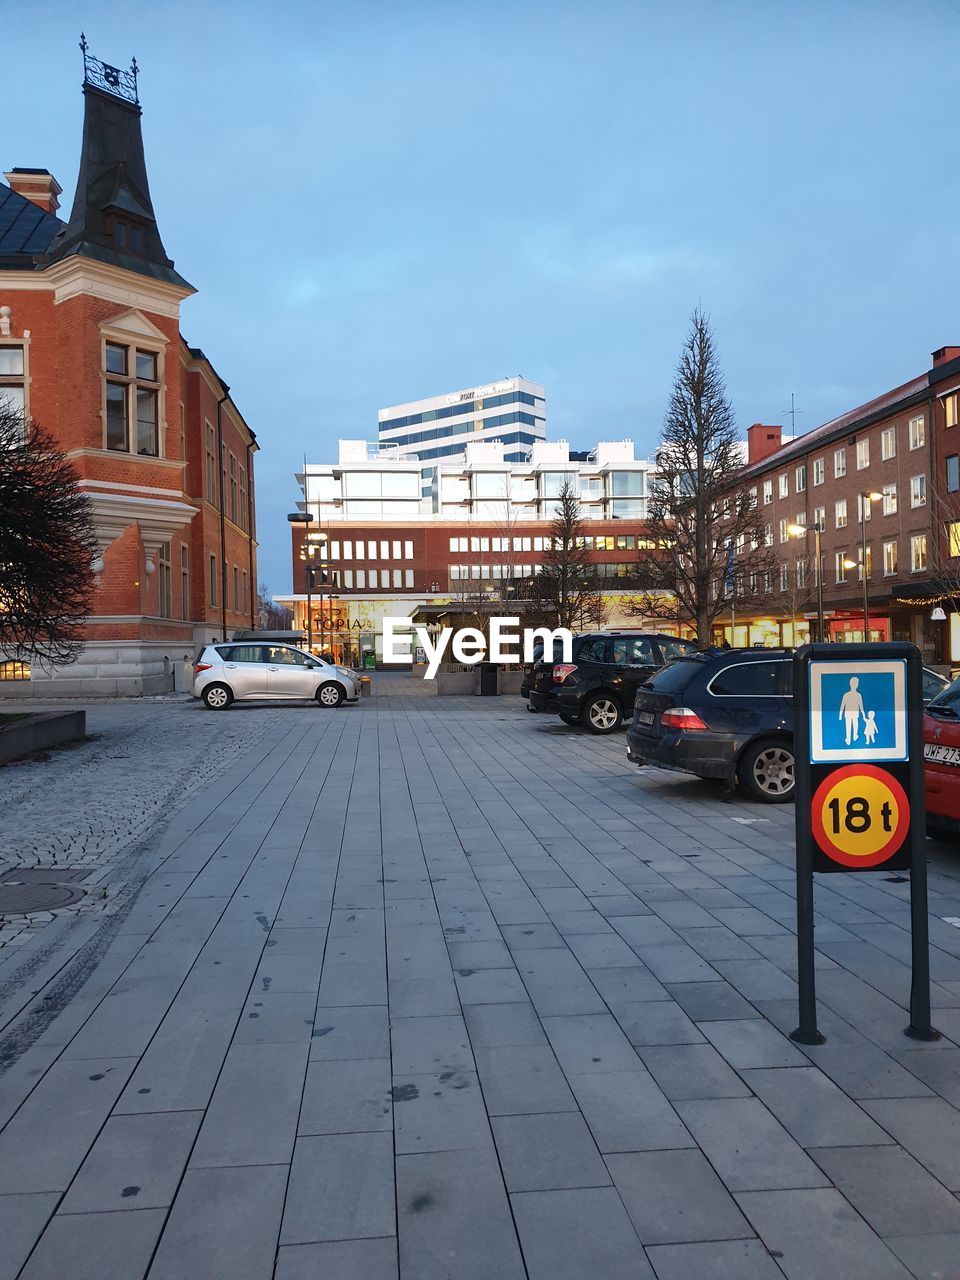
[359,675,372,698]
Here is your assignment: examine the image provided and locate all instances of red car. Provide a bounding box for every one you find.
[924,680,960,835]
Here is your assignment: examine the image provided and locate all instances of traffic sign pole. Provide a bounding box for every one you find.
[791,646,823,1044]
[904,654,937,1040]
[792,642,937,1044]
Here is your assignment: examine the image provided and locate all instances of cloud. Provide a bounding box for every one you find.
[523,231,705,295]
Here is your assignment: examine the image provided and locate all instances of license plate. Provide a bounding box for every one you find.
[925,743,960,765]
[637,711,655,725]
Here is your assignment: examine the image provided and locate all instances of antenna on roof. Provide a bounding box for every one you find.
[780,392,803,435]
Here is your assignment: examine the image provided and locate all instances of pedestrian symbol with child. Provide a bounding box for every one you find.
[811,659,908,763]
[838,676,879,746]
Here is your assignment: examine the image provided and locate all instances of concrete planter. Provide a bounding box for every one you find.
[435,670,478,696]
[498,670,524,694]
[0,711,86,764]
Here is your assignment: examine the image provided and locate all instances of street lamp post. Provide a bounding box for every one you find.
[789,520,825,643]
[286,511,324,652]
[307,532,330,654]
[859,492,883,641]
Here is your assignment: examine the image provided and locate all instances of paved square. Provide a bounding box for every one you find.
[1,676,960,1277]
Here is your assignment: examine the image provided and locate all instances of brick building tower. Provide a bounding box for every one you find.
[0,39,258,694]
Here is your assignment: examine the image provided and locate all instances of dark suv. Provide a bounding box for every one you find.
[527,631,698,734]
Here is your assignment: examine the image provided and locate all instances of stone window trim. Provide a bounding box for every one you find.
[100,319,168,459]
[0,332,31,423]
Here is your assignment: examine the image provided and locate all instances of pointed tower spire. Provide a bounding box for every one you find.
[45,37,192,290]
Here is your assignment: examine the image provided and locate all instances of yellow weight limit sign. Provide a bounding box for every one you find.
[811,764,910,869]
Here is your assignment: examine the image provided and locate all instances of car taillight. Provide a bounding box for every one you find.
[553,664,578,683]
[660,707,708,731]
[194,662,212,673]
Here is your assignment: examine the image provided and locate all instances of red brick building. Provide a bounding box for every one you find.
[722,346,960,664]
[0,43,258,694]
[283,516,658,665]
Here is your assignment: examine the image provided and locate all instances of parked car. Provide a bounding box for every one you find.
[526,631,698,734]
[627,650,949,803]
[192,641,360,710]
[924,676,960,835]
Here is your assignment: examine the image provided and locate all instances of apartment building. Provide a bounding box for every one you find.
[723,349,960,663]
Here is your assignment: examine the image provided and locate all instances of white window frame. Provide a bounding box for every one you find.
[909,414,925,450]
[880,426,896,461]
[910,475,927,508]
[911,534,927,573]
[812,457,825,486]
[856,438,870,470]
[882,539,898,576]
[834,447,846,478]
[836,499,847,529]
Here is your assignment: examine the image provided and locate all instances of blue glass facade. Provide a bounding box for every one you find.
[412,431,540,462]
[380,390,543,433]
[382,411,543,449]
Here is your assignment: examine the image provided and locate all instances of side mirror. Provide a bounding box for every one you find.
[305,660,319,670]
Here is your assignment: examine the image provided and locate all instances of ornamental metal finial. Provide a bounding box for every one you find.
[79,32,140,105]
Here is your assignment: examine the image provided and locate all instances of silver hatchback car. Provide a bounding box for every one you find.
[193,641,360,710]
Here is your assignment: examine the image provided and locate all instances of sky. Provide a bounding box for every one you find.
[5,0,960,593]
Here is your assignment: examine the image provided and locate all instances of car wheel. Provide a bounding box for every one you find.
[738,739,795,802]
[559,713,579,726]
[581,694,623,734]
[202,683,233,711]
[317,682,345,708]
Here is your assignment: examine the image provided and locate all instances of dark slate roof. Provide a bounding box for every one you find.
[0,183,63,265]
[45,84,192,292]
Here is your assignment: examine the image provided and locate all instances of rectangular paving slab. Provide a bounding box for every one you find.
[676,1098,831,1191]
[281,1131,395,1245]
[607,1148,754,1245]
[396,1147,525,1280]
[510,1187,654,1280]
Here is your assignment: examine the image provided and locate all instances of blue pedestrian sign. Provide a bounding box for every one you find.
[809,658,908,763]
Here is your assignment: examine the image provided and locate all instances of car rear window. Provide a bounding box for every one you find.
[610,636,658,665]
[709,660,784,697]
[533,639,569,664]
[575,636,609,663]
[645,657,704,693]
[215,644,266,663]
[658,637,697,662]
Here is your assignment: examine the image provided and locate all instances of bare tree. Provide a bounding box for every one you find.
[258,583,292,630]
[0,406,97,665]
[771,556,815,641]
[529,481,599,629]
[628,307,772,646]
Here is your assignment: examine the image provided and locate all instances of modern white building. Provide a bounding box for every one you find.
[377,376,547,464]
[299,437,656,524]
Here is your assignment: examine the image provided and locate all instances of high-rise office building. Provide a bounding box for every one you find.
[377,376,546,463]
